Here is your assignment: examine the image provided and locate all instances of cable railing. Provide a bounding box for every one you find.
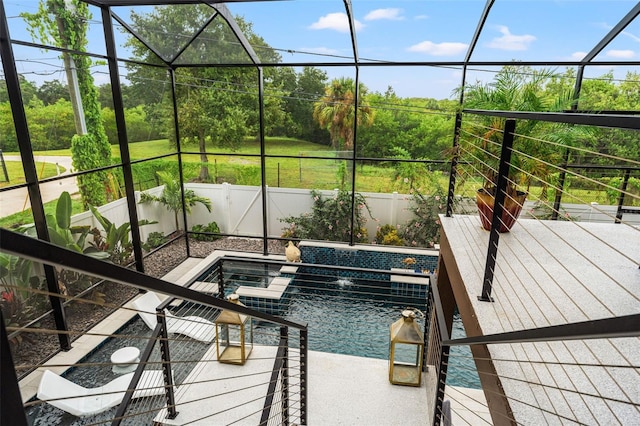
[435,109,640,425]
[0,228,308,426]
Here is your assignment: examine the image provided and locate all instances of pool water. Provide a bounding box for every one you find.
[238,274,481,389]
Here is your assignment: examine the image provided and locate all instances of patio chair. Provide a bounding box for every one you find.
[132,291,216,342]
[37,369,166,417]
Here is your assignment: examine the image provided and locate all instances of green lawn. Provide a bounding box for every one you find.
[0,194,84,229]
[0,161,64,189]
[3,138,618,204]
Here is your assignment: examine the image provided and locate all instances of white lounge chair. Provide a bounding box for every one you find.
[132,291,216,342]
[37,369,166,417]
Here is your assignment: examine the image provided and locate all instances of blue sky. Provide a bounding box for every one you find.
[4,0,640,99]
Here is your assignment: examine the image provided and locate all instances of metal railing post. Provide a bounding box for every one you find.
[433,343,450,426]
[281,326,290,424]
[218,260,225,298]
[446,112,462,217]
[551,148,569,220]
[157,310,179,419]
[1,311,28,426]
[615,168,631,224]
[479,119,516,302]
[300,328,308,425]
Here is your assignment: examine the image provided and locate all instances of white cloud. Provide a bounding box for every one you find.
[487,26,536,51]
[605,49,635,58]
[309,12,363,33]
[364,8,404,21]
[407,40,468,56]
[570,51,587,60]
[298,47,340,56]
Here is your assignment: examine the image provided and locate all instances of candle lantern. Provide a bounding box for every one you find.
[389,309,424,386]
[215,294,253,365]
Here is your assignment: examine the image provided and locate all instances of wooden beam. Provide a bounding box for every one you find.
[438,231,515,426]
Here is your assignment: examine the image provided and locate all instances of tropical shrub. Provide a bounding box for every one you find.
[139,171,212,231]
[375,224,404,246]
[0,252,44,338]
[400,185,448,248]
[89,206,156,264]
[22,192,108,295]
[280,189,373,243]
[146,232,168,250]
[191,221,222,241]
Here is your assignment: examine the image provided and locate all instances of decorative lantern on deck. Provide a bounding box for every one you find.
[389,309,424,386]
[215,294,253,365]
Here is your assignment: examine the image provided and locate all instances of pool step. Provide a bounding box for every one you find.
[235,271,294,315]
[235,276,290,299]
[190,280,219,294]
[389,268,430,299]
[389,268,430,285]
[279,265,299,275]
[169,281,219,307]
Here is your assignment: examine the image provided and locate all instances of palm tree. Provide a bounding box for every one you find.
[139,172,212,231]
[460,66,576,195]
[313,77,375,151]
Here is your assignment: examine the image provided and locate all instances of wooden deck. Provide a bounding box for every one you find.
[438,215,640,425]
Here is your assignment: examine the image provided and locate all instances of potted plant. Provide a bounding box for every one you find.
[475,174,528,233]
[460,66,576,232]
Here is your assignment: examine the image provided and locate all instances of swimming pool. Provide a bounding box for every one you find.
[221,270,481,389]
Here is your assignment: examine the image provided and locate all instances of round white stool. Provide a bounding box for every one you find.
[111,346,141,374]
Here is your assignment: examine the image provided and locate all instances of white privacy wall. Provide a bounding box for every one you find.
[186,184,419,239]
[71,183,639,245]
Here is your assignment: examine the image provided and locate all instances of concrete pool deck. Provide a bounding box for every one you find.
[18,249,489,424]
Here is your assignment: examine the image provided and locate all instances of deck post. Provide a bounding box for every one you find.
[479,119,516,302]
[158,310,179,419]
[281,327,290,424]
[299,328,308,425]
[615,168,631,223]
[446,112,462,217]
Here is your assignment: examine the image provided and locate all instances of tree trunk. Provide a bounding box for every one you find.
[198,132,210,181]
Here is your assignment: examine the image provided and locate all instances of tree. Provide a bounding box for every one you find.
[313,77,375,151]
[126,4,283,181]
[37,80,69,105]
[281,66,329,141]
[23,1,112,208]
[0,75,38,104]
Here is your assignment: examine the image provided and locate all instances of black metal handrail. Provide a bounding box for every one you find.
[443,313,640,347]
[425,277,451,426]
[0,228,309,423]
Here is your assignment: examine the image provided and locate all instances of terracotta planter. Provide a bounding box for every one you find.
[476,188,527,232]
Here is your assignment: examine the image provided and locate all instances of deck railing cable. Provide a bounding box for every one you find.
[0,229,308,425]
[438,109,640,425]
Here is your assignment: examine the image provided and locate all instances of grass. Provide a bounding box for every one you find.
[0,194,85,229]
[3,138,620,206]
[0,161,64,189]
